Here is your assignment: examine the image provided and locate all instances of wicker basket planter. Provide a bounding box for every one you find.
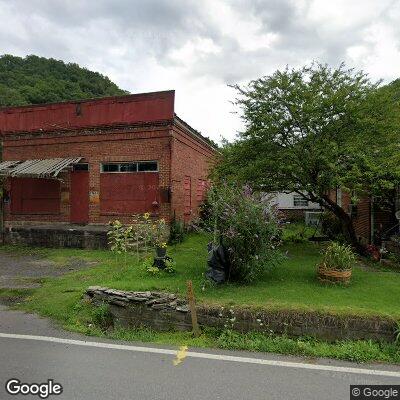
[317,264,352,284]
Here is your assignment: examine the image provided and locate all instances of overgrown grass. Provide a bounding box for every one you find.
[0,288,35,305]
[281,221,318,243]
[51,302,400,364]
[2,233,400,323]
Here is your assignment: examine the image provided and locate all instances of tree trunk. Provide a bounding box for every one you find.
[321,195,365,254]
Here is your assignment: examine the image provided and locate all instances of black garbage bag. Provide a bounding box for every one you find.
[205,242,230,284]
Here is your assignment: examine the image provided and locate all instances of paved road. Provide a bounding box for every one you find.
[0,305,399,400]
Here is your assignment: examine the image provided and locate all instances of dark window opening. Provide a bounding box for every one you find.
[101,162,158,173]
[73,163,89,171]
[138,162,158,172]
[293,195,308,207]
[102,163,119,172]
[120,163,137,172]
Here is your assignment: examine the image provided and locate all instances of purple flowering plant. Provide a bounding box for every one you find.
[207,182,283,283]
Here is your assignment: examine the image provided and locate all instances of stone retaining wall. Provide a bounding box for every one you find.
[85,287,397,342]
[4,227,108,249]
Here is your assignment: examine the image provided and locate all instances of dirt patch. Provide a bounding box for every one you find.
[0,253,98,289]
[0,290,34,306]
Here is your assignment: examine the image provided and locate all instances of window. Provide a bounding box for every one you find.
[184,176,191,215]
[119,163,137,172]
[102,163,119,172]
[101,162,158,173]
[73,163,89,171]
[197,179,207,202]
[138,162,158,172]
[293,195,308,207]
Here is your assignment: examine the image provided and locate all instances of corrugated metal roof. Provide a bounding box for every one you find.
[0,160,21,172]
[0,158,82,178]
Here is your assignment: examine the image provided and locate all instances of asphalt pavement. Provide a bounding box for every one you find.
[0,305,399,400]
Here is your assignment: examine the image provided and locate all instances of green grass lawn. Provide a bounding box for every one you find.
[1,232,399,324]
[1,234,400,364]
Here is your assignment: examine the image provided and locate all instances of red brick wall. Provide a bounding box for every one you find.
[0,91,174,134]
[3,121,217,227]
[1,92,217,228]
[170,122,216,223]
[3,125,172,226]
[330,191,371,244]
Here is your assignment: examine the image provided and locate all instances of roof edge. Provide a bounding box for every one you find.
[173,114,218,152]
[0,90,175,112]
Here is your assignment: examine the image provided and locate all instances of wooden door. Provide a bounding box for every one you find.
[70,171,89,224]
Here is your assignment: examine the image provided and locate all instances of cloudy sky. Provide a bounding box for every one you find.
[1,0,399,141]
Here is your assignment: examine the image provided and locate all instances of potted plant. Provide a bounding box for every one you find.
[155,242,167,258]
[151,218,169,257]
[317,242,355,284]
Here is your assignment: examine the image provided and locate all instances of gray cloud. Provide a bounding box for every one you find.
[0,0,399,140]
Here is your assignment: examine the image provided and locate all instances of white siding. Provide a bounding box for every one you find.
[270,192,321,210]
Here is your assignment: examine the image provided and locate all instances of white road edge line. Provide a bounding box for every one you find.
[1,332,399,378]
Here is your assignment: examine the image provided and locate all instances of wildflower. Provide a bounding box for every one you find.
[144,213,150,220]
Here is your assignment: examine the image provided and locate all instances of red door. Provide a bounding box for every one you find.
[70,171,89,224]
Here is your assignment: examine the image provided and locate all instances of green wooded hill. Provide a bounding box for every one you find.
[0,54,128,107]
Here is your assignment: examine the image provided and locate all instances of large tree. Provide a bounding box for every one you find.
[216,63,400,252]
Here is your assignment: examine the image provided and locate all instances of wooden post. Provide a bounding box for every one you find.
[186,280,201,337]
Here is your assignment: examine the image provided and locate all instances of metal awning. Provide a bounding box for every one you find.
[0,157,83,178]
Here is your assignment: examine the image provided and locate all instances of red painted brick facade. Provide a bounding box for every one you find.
[0,91,216,227]
[330,189,395,245]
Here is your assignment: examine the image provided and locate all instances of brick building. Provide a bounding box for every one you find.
[330,188,397,245]
[0,91,216,246]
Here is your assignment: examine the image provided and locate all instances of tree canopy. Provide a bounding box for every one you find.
[0,54,128,107]
[216,63,400,251]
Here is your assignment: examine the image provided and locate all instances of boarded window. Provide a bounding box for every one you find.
[196,179,207,202]
[184,176,191,214]
[100,172,159,214]
[11,178,60,214]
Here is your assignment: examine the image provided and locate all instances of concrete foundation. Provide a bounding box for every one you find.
[4,224,109,249]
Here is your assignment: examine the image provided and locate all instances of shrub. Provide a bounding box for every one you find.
[169,217,185,244]
[320,211,343,240]
[207,183,282,283]
[321,242,356,271]
[107,215,169,262]
[282,222,314,243]
[142,256,176,275]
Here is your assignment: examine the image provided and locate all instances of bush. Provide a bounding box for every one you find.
[321,242,356,271]
[207,183,282,283]
[107,215,169,262]
[320,211,343,240]
[282,222,315,243]
[169,217,185,244]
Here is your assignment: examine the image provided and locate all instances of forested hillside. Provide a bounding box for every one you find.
[0,54,128,107]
